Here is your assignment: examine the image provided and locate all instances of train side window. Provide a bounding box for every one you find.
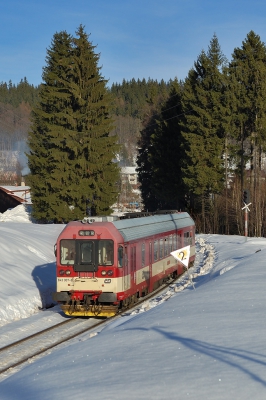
[189,230,193,245]
[173,234,177,250]
[178,233,182,248]
[164,236,169,257]
[154,240,158,261]
[141,243,145,267]
[184,231,190,246]
[159,238,163,259]
[118,245,123,268]
[169,235,173,253]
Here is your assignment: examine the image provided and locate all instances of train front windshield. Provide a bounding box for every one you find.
[60,239,114,271]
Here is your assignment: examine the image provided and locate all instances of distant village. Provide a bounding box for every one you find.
[0,149,142,214]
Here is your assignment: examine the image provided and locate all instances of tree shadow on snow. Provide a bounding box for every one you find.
[153,327,266,386]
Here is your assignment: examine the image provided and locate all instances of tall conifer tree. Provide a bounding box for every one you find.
[148,79,186,210]
[136,111,161,211]
[136,82,172,211]
[228,31,266,236]
[27,26,119,222]
[180,35,227,226]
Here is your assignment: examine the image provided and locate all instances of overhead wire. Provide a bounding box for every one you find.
[142,91,230,130]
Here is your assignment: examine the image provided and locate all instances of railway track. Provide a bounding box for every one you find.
[0,317,107,377]
[0,272,191,379]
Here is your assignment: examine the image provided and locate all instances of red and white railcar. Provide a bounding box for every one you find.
[52,211,195,317]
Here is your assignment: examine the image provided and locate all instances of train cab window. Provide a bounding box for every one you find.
[141,243,145,267]
[60,239,75,265]
[164,236,169,257]
[81,242,93,263]
[118,245,123,268]
[159,238,164,259]
[154,240,158,261]
[98,240,114,266]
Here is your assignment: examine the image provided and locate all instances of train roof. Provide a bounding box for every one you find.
[112,212,194,242]
[62,212,195,243]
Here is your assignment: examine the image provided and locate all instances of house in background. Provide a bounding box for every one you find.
[121,166,138,186]
[118,166,142,211]
[0,183,31,213]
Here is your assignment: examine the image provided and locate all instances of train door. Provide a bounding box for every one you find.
[149,242,153,293]
[123,246,130,291]
[130,245,136,290]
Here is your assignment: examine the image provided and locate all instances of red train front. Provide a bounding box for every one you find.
[52,211,195,317]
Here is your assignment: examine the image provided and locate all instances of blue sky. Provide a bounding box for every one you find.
[1,0,266,87]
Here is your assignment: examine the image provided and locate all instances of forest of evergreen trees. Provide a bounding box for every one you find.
[137,31,266,237]
[1,29,266,234]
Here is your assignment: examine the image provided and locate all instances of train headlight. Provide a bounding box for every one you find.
[101,270,107,276]
[59,270,64,275]
[65,270,71,275]
[107,270,113,276]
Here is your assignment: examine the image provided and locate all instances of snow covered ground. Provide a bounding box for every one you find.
[1,205,266,399]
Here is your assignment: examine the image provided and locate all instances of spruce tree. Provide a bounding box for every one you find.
[180,35,228,228]
[136,111,162,211]
[148,79,187,210]
[27,26,119,223]
[229,31,266,177]
[228,31,266,236]
[136,82,172,211]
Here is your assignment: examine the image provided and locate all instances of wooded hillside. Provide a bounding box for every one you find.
[0,77,167,172]
[2,30,266,234]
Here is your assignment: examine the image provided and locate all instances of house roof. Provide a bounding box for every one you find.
[0,186,32,205]
[121,166,137,174]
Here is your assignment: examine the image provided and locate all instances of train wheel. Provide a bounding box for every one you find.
[172,270,177,279]
[123,297,130,307]
[130,294,138,305]
[142,288,148,297]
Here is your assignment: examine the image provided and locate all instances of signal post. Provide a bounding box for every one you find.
[242,189,251,242]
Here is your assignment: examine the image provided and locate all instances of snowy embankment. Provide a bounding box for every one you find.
[0,205,64,327]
